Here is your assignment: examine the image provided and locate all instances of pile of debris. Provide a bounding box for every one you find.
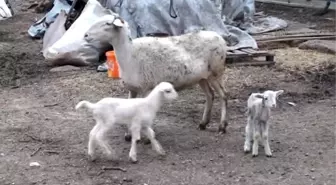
[22,0,293,69]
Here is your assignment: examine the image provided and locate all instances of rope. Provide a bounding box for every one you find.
[169,0,177,18]
[114,0,123,8]
[0,7,8,19]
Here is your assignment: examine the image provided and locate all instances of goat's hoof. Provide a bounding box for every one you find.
[129,157,138,163]
[244,148,251,153]
[88,155,97,162]
[266,154,272,158]
[252,154,258,157]
[198,124,207,130]
[157,150,166,156]
[124,133,132,142]
[142,138,151,145]
[218,127,226,134]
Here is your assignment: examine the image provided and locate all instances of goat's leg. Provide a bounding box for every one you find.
[124,90,138,142]
[95,125,116,161]
[144,126,165,156]
[209,79,229,134]
[198,79,215,130]
[261,121,272,157]
[129,123,141,163]
[88,123,100,161]
[244,116,253,153]
[252,120,261,157]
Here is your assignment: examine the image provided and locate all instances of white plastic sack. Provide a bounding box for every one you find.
[0,0,13,20]
[44,0,113,60]
[42,10,67,57]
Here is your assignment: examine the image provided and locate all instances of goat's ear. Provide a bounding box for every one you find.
[113,18,125,27]
[255,94,264,99]
[276,90,284,96]
[106,20,114,25]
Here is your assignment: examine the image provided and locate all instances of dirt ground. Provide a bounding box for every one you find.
[0,1,335,185]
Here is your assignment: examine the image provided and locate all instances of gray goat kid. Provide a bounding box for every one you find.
[244,90,284,157]
[83,12,229,139]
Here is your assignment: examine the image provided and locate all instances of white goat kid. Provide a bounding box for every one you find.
[83,12,229,137]
[243,90,284,157]
[75,82,178,163]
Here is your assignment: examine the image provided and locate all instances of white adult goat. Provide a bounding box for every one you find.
[244,90,284,157]
[75,82,178,163]
[83,13,229,137]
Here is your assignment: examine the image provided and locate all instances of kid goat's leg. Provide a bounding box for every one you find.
[198,79,214,130]
[144,126,165,155]
[261,121,272,157]
[252,120,261,157]
[244,115,253,153]
[88,123,100,161]
[95,124,116,160]
[129,123,141,163]
[124,90,138,142]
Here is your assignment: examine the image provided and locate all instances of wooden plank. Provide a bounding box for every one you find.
[240,48,269,55]
[255,33,336,41]
[257,35,336,43]
[232,50,248,55]
[228,60,275,67]
[227,51,234,55]
[255,0,336,11]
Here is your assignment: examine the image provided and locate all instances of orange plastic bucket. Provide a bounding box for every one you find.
[105,50,120,79]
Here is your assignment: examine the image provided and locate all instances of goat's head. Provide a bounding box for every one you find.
[157,82,178,101]
[255,90,284,108]
[84,12,131,44]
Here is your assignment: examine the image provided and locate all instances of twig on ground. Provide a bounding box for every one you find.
[43,150,60,154]
[102,166,127,172]
[97,166,127,176]
[26,134,42,142]
[30,147,42,157]
[43,103,60,107]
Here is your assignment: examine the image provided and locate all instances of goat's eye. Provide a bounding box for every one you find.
[164,89,171,93]
[264,97,268,100]
[84,33,88,38]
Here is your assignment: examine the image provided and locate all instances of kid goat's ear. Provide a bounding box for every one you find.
[276,90,284,96]
[255,94,264,99]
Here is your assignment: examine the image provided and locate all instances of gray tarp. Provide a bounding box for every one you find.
[98,0,287,50]
[37,0,288,67]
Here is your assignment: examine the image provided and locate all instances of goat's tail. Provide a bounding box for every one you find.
[75,100,95,110]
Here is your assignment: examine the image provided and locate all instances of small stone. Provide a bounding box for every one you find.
[311,176,315,180]
[269,171,274,174]
[171,162,175,165]
[281,172,286,176]
[123,178,132,182]
[221,172,225,175]
[310,168,315,172]
[0,153,4,156]
[210,159,213,161]
[318,151,323,155]
[305,153,309,156]
[29,162,40,167]
[305,173,309,176]
[218,154,224,158]
[202,164,207,168]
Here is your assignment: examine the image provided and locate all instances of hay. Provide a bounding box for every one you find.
[273,47,336,82]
